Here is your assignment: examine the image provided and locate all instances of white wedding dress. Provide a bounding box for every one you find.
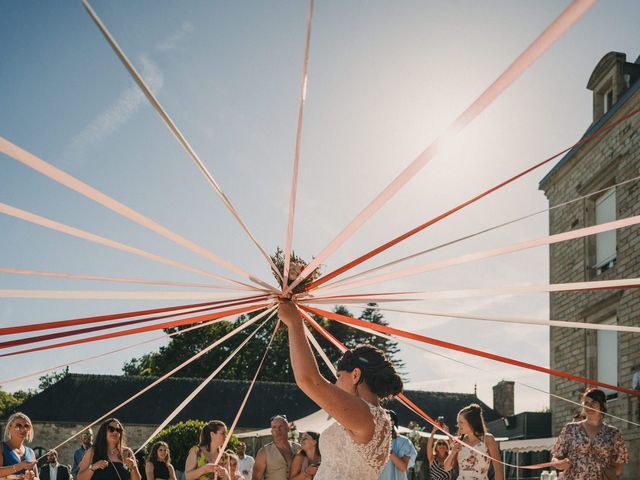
[315,402,391,480]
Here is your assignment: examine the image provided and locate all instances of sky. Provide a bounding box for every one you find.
[1,1,639,420]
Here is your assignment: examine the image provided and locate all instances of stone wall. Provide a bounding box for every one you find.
[541,84,640,478]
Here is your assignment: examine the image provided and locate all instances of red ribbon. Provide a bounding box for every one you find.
[0,294,268,336]
[300,305,640,397]
[0,303,267,358]
[306,106,640,291]
[302,310,567,471]
[0,297,266,350]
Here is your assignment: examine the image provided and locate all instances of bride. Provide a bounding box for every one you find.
[278,299,403,480]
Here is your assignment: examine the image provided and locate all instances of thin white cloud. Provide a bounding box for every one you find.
[156,21,194,52]
[63,56,163,161]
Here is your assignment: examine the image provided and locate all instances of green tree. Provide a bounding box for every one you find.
[123,303,405,381]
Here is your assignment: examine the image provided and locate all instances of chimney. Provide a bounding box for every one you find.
[493,380,515,417]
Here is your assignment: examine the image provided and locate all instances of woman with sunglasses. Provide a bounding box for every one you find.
[426,420,451,480]
[0,412,38,480]
[77,418,141,480]
[145,442,176,480]
[278,299,403,480]
[552,388,628,479]
[289,432,321,480]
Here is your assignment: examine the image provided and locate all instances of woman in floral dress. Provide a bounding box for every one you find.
[552,388,628,479]
[443,404,503,480]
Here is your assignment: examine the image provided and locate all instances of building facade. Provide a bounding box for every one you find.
[540,51,640,477]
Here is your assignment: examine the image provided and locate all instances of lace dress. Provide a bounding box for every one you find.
[315,402,391,480]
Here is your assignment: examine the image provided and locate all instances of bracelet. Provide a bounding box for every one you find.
[89,465,94,472]
[13,465,17,473]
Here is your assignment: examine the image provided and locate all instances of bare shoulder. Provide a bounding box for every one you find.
[483,433,498,445]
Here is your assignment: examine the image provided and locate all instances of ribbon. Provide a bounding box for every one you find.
[307,102,640,291]
[339,305,640,427]
[135,307,277,453]
[0,315,237,386]
[0,294,268,336]
[0,137,275,292]
[370,306,640,334]
[300,305,640,397]
[80,0,283,283]
[326,175,640,288]
[0,297,267,350]
[299,307,573,470]
[0,267,244,290]
[317,215,640,294]
[285,0,596,294]
[214,317,281,464]
[302,277,640,304]
[283,0,315,285]
[0,303,267,358]
[46,304,272,456]
[0,202,259,290]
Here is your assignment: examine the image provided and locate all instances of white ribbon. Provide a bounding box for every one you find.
[48,304,272,454]
[0,137,275,292]
[318,215,640,294]
[0,202,262,291]
[136,308,277,453]
[80,0,282,284]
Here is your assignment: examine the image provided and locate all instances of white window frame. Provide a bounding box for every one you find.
[597,316,618,400]
[594,188,616,271]
[604,89,614,113]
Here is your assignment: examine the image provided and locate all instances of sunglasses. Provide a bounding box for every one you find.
[270,414,288,422]
[107,425,123,434]
[14,423,31,430]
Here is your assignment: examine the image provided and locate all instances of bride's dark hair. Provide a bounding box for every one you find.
[336,345,403,398]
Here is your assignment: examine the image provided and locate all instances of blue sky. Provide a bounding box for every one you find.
[1,1,639,415]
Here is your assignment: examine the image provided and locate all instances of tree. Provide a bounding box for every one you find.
[123,303,405,382]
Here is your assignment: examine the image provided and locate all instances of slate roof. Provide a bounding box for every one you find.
[9,374,499,430]
[539,55,640,189]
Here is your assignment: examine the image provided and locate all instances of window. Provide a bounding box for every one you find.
[604,89,613,113]
[597,317,618,399]
[594,188,616,272]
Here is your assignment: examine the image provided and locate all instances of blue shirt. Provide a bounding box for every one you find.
[379,435,417,480]
[72,445,92,476]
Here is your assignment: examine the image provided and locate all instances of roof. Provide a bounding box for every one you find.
[486,411,551,440]
[539,59,640,190]
[6,374,499,429]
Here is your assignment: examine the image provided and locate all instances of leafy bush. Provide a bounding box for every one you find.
[144,420,240,471]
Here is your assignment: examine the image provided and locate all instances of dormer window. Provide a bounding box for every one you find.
[603,89,613,113]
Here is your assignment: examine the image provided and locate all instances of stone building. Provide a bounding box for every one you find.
[539,51,640,476]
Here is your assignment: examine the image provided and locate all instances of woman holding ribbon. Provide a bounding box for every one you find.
[184,420,230,480]
[551,388,628,479]
[0,412,38,480]
[443,404,503,480]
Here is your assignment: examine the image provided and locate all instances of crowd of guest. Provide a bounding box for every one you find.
[0,391,630,480]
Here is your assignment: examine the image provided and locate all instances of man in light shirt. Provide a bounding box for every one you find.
[237,442,255,480]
